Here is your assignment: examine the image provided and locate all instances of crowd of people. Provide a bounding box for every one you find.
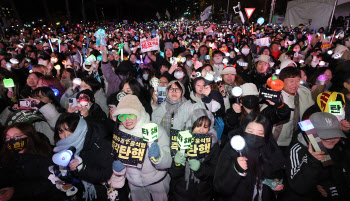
[0,20,349,201]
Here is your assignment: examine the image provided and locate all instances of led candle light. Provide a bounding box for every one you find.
[231,86,243,104]
[318,74,327,85]
[177,130,193,154]
[230,135,247,176]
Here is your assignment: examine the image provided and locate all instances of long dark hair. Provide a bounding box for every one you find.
[120,77,151,102]
[241,113,285,187]
[0,122,52,161]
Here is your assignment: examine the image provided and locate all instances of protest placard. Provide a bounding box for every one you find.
[195,26,204,33]
[112,130,148,168]
[157,87,166,105]
[140,37,160,53]
[170,129,211,160]
[259,88,281,102]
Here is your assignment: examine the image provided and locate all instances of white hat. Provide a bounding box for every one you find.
[241,83,259,96]
[256,55,270,63]
[280,59,297,70]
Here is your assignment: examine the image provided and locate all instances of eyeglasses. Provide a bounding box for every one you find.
[118,114,136,121]
[169,88,181,93]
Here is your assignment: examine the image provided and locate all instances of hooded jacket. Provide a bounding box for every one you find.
[168,109,220,201]
[113,95,172,187]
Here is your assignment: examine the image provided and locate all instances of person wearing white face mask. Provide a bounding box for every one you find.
[238,43,254,72]
[212,50,225,78]
[173,66,190,99]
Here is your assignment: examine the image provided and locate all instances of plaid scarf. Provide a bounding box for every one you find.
[161,96,187,134]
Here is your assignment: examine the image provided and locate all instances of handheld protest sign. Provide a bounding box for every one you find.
[3,78,15,92]
[177,130,193,154]
[230,135,247,176]
[298,120,333,166]
[231,86,243,104]
[328,101,343,116]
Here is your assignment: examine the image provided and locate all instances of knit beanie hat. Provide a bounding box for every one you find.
[113,94,144,119]
[164,42,174,52]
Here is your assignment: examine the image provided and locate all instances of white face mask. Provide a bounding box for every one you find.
[174,71,184,79]
[207,100,221,113]
[213,56,223,64]
[186,60,193,67]
[241,48,250,55]
[142,74,149,80]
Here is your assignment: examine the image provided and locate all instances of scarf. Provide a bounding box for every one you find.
[189,91,205,107]
[53,118,97,201]
[224,83,236,98]
[161,96,187,134]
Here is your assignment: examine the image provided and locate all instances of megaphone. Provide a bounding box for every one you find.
[52,146,76,167]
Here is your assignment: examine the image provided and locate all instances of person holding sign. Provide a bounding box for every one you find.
[214,113,285,201]
[224,83,290,139]
[285,112,350,201]
[168,109,220,201]
[112,95,172,201]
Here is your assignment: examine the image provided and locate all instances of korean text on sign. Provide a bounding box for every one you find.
[170,129,212,160]
[140,37,160,53]
[112,130,147,167]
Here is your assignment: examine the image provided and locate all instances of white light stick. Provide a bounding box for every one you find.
[54,65,61,75]
[150,77,160,94]
[73,78,82,86]
[231,86,243,104]
[48,39,54,52]
[223,58,228,65]
[58,37,61,53]
[140,55,144,64]
[230,135,247,176]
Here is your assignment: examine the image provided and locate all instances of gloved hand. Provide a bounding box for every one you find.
[113,160,125,172]
[215,117,225,142]
[174,151,187,166]
[188,159,200,171]
[148,142,160,160]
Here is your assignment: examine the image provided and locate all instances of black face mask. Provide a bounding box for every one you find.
[241,95,259,109]
[244,132,265,148]
[6,138,27,154]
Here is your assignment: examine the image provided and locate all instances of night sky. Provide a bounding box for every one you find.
[3,0,171,23]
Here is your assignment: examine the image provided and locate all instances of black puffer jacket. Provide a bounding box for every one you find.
[169,143,220,201]
[0,153,67,201]
[72,120,114,200]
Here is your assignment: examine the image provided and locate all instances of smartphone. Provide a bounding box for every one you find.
[68,98,78,112]
[18,99,35,109]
